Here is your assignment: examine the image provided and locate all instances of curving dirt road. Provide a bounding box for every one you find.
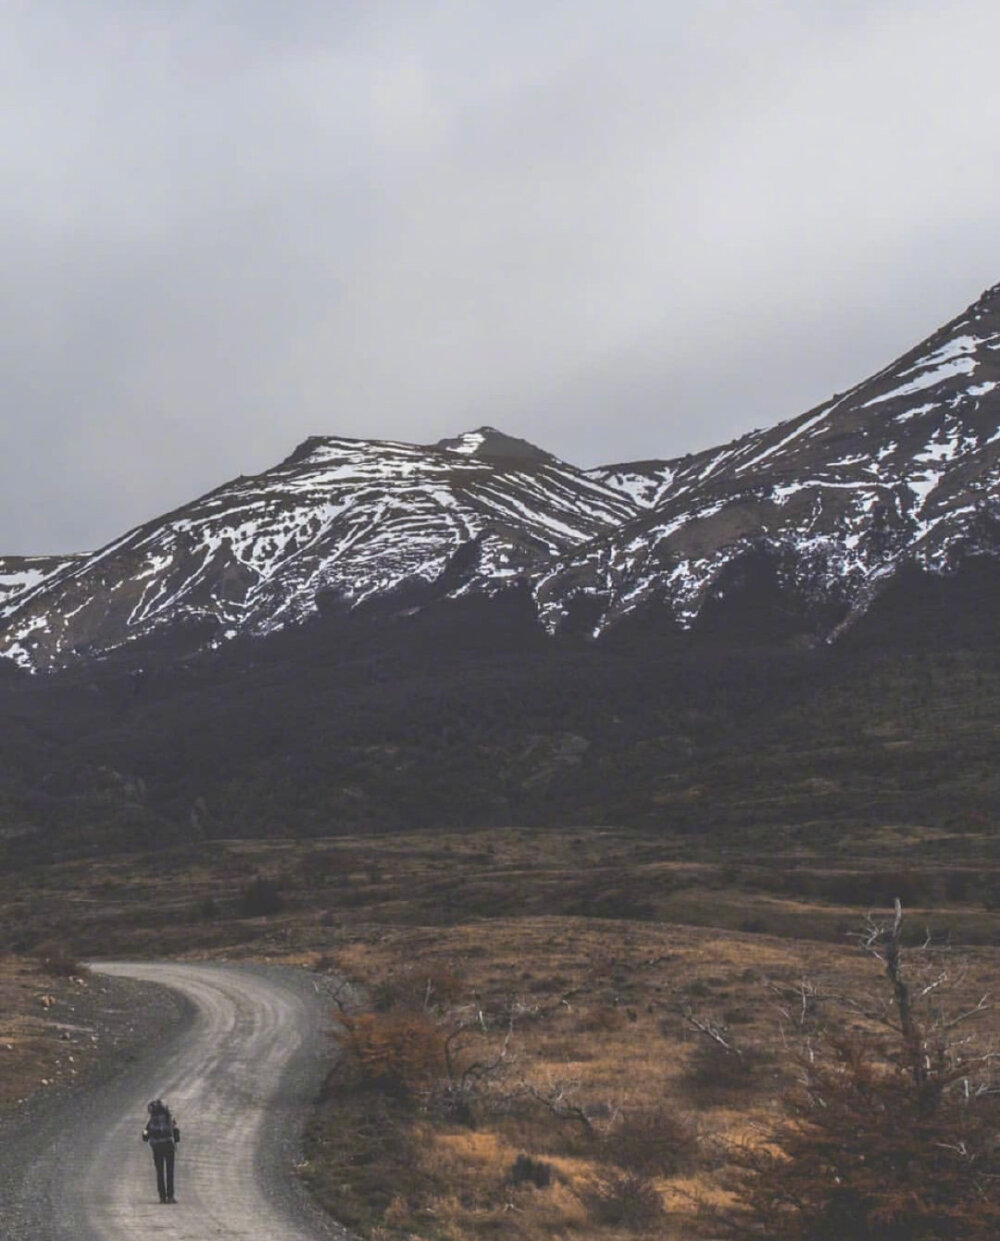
[2,961,349,1240]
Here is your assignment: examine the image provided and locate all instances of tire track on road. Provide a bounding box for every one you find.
[3,961,348,1241]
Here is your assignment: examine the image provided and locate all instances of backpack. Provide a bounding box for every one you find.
[147,1107,173,1144]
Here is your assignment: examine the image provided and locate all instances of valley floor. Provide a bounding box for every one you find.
[4,825,1000,1239]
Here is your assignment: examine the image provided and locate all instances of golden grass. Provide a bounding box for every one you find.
[404,1125,595,1240]
[302,905,1000,1240]
[7,824,1000,963]
[6,826,1000,1237]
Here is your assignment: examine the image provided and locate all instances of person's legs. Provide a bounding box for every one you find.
[152,1147,167,1201]
[164,1144,176,1200]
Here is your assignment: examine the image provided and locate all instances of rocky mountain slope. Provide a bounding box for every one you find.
[542,283,1000,636]
[0,556,82,612]
[0,429,638,670]
[4,283,1000,672]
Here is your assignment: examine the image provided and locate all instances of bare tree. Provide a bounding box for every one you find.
[713,902,1000,1241]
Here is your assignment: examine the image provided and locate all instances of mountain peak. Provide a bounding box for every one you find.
[436,427,556,464]
[7,277,1000,672]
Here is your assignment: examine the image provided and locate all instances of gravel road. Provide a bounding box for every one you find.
[1,961,350,1240]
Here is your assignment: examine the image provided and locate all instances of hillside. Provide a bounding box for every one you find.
[3,282,1000,862]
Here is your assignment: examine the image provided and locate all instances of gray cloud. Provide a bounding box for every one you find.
[4,1,1000,552]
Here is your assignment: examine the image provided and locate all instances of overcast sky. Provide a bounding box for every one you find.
[5,1,1000,554]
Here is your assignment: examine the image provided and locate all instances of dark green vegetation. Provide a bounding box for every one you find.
[3,560,1000,873]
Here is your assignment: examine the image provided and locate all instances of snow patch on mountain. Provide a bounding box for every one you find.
[7,282,1000,671]
[586,463,678,508]
[0,556,81,615]
[530,285,1000,639]
[0,432,640,669]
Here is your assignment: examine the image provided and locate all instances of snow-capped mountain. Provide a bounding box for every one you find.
[5,282,1000,671]
[534,282,1000,635]
[0,427,639,669]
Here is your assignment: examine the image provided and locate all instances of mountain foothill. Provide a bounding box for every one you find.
[4,282,1000,862]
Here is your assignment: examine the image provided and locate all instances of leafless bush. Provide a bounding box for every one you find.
[713,901,1000,1240]
[424,1079,480,1127]
[585,1170,664,1230]
[683,1037,770,1101]
[602,1106,698,1175]
[371,965,465,1013]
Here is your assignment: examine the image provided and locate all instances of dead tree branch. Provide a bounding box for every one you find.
[682,1006,743,1056]
[526,1082,595,1133]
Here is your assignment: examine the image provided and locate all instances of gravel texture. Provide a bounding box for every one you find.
[0,961,351,1240]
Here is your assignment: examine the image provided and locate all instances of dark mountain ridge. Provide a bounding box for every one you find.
[0,425,639,671]
[4,283,1000,863]
[538,281,1000,636]
[6,283,1000,673]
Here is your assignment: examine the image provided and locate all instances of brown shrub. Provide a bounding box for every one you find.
[509,1153,553,1188]
[602,1106,698,1176]
[683,1039,771,1102]
[372,965,465,1013]
[585,1170,664,1230]
[715,906,1000,1240]
[339,1010,443,1098]
[716,1031,1000,1240]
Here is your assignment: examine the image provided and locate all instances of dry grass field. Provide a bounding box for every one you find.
[3,825,1000,1238]
[298,915,1000,1240]
[301,918,829,1239]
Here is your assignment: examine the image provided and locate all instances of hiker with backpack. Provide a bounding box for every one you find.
[142,1098,180,1204]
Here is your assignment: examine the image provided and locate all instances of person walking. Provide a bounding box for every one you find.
[142,1098,180,1204]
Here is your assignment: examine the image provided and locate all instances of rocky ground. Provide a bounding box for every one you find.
[0,958,188,1116]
